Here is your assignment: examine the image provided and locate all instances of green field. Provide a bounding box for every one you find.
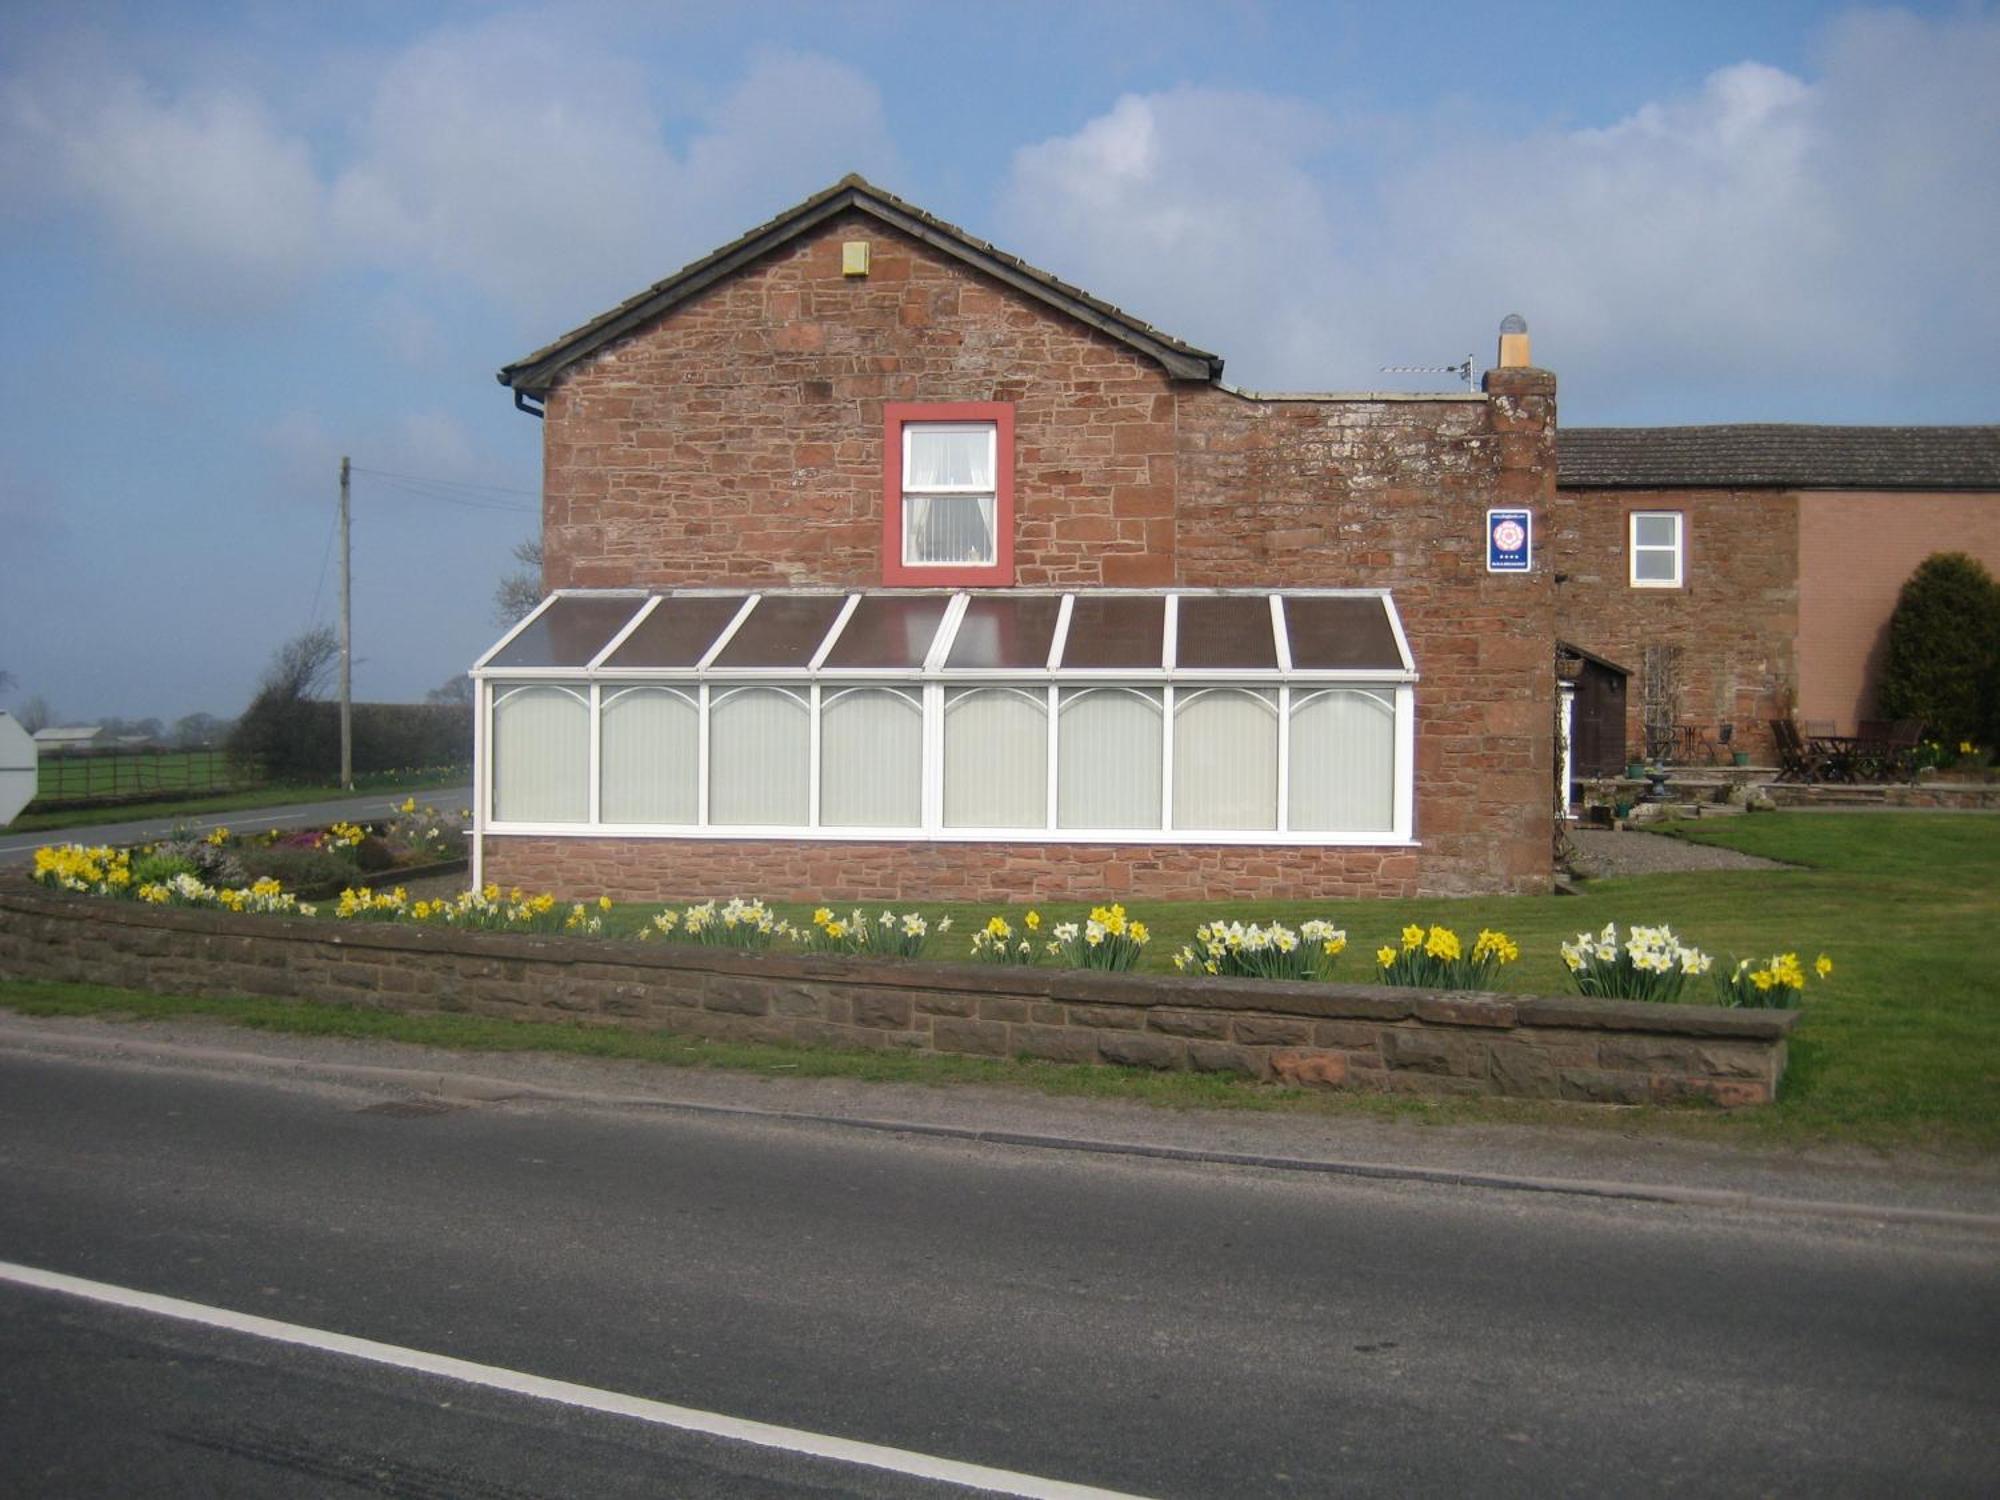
[11,764,472,833]
[34,749,240,803]
[5,813,1995,1152]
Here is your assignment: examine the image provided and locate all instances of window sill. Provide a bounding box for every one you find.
[482,822,1417,848]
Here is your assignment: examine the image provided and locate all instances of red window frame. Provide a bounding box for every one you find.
[882,402,1015,587]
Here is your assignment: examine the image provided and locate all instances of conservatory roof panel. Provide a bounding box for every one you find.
[476,589,1412,679]
[1059,595,1165,670]
[486,594,647,668]
[821,593,953,669]
[945,594,1064,669]
[1281,594,1406,672]
[711,594,849,669]
[1175,594,1280,670]
[601,594,749,668]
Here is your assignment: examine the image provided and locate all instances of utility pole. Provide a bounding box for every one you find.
[339,455,353,791]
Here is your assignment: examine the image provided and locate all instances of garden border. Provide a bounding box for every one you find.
[0,882,1795,1106]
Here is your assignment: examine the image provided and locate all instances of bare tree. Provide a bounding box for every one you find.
[427,674,474,705]
[262,625,340,700]
[16,696,53,734]
[494,537,544,626]
[0,668,14,695]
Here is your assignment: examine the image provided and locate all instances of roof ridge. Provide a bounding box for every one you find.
[1558,423,2000,489]
[499,174,1224,395]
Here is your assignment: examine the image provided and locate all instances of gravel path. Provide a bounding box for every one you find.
[1568,826,1786,878]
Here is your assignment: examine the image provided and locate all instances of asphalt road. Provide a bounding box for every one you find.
[1,1049,1994,1497]
[0,786,474,866]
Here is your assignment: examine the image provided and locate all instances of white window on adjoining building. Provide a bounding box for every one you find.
[1630,511,1684,588]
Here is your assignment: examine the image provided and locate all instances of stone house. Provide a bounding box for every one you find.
[1552,425,2000,761]
[474,175,1560,904]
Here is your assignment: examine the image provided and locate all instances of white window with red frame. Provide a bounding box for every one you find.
[882,403,1014,586]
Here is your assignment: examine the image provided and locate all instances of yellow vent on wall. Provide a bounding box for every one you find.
[842,241,870,277]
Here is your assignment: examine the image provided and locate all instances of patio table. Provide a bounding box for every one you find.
[1808,734,1863,783]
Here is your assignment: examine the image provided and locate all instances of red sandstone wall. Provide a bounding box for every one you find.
[531,213,1557,900]
[541,208,1178,591]
[483,836,1417,905]
[1797,491,2000,732]
[1174,374,1557,894]
[1550,486,1797,759]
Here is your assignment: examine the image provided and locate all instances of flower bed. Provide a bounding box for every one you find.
[0,879,1801,1108]
[28,840,1834,1024]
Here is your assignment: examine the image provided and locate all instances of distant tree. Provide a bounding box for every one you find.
[16,696,53,734]
[99,716,165,743]
[427,674,474,706]
[1876,552,2000,746]
[227,627,341,778]
[173,712,229,748]
[0,668,13,695]
[494,537,544,626]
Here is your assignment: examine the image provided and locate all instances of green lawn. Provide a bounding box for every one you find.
[5,812,1994,1153]
[11,766,472,833]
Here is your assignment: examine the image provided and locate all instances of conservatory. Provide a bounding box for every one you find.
[470,589,1417,854]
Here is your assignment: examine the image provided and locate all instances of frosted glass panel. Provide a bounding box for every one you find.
[709,687,809,826]
[600,687,697,825]
[491,684,588,824]
[944,688,1047,828]
[1058,687,1162,829]
[1634,514,1678,547]
[1634,549,1678,581]
[820,687,922,827]
[1174,688,1278,829]
[906,425,993,488]
[904,495,995,564]
[1289,688,1395,833]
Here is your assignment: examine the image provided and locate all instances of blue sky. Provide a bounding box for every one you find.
[3,1,1996,724]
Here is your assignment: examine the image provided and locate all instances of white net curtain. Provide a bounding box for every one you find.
[903,426,996,565]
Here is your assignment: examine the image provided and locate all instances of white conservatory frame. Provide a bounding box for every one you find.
[469,588,1419,885]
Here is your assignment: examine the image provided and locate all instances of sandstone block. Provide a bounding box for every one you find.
[1097,1031,1184,1071]
[931,1018,1010,1056]
[1269,1049,1348,1088]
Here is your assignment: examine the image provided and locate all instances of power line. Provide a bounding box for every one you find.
[357,473,538,514]
[348,465,539,497]
[303,496,340,636]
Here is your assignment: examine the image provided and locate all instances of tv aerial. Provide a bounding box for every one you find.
[1380,355,1476,392]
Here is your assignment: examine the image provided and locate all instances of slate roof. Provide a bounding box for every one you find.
[498,174,1225,397]
[1559,424,2000,490]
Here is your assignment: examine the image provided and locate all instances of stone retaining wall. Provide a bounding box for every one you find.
[0,886,1794,1106]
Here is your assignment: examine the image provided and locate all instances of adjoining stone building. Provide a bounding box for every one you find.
[474,175,1559,904]
[473,177,2000,901]
[1552,425,2000,761]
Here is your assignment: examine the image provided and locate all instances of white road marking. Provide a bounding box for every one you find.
[0,1258,1151,1500]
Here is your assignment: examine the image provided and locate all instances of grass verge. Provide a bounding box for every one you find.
[11,771,471,834]
[4,813,1994,1154]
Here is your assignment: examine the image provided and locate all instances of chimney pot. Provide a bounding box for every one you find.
[1497,313,1531,368]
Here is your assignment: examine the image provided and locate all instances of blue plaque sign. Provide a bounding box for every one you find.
[1486,508,1532,573]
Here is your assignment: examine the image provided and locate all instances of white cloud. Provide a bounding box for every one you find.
[1001,90,1348,381]
[327,20,901,331]
[5,15,899,335]
[3,68,324,311]
[996,10,2000,412]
